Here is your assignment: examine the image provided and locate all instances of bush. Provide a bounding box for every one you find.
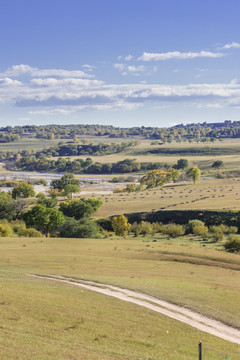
[131,222,141,237]
[209,225,224,242]
[160,223,185,237]
[18,228,42,237]
[186,220,206,234]
[138,221,152,236]
[59,217,100,238]
[227,226,238,234]
[192,224,208,237]
[224,235,240,252]
[0,223,13,237]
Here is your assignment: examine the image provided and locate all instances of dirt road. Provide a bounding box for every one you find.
[29,274,240,345]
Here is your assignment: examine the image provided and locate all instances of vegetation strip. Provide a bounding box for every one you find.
[28,274,240,345]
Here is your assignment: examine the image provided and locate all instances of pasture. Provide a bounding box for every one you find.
[89,178,240,217]
[0,236,240,359]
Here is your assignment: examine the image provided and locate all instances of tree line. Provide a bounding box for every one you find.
[2,120,240,142]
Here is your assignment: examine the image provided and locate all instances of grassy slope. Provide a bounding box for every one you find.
[0,236,239,359]
[90,178,240,217]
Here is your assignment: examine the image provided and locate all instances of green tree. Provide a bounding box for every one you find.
[112,215,131,237]
[186,167,201,183]
[12,182,36,199]
[63,184,81,199]
[174,158,189,170]
[59,217,99,238]
[50,173,80,191]
[23,205,65,237]
[0,192,15,220]
[59,198,102,220]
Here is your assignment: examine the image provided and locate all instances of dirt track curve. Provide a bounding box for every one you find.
[29,274,240,345]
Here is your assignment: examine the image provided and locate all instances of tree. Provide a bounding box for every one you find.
[0,192,15,220]
[63,184,81,199]
[12,182,36,199]
[186,167,201,183]
[23,205,65,236]
[212,160,223,169]
[112,215,131,237]
[140,169,180,189]
[59,198,102,220]
[50,173,80,191]
[174,158,189,170]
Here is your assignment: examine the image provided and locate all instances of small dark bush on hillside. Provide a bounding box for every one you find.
[224,235,240,252]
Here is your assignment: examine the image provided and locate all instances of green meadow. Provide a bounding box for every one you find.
[0,236,239,359]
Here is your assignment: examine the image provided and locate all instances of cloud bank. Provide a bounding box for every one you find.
[1,64,240,114]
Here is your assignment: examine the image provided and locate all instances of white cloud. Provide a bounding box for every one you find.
[221,42,240,49]
[114,63,148,76]
[125,54,134,61]
[1,64,240,114]
[138,50,224,61]
[0,77,22,86]
[31,77,103,87]
[82,64,96,71]
[113,63,125,71]
[1,64,92,78]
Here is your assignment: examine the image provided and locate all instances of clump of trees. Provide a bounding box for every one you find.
[0,173,103,238]
[50,173,80,198]
[140,169,180,189]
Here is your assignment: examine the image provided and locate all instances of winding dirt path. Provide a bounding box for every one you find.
[28,274,240,345]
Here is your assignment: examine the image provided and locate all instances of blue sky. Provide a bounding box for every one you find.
[1,0,240,128]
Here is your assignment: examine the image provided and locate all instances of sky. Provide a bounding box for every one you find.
[1,0,240,128]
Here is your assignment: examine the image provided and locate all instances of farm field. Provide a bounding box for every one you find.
[0,236,240,359]
[0,137,66,152]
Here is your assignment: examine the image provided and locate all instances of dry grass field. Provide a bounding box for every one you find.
[0,236,240,359]
[82,178,240,217]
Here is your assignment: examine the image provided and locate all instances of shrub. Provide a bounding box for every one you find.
[209,225,224,242]
[131,222,141,237]
[59,217,100,238]
[192,224,208,237]
[138,221,152,236]
[160,223,185,237]
[186,220,206,234]
[0,223,13,237]
[227,226,238,234]
[18,228,42,237]
[224,235,240,252]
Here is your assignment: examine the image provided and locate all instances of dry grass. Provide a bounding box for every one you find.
[88,178,240,217]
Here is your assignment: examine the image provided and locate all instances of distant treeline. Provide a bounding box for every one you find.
[13,157,168,174]
[1,120,240,142]
[0,141,134,162]
[35,141,134,157]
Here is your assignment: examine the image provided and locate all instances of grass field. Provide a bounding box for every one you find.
[86,178,240,217]
[0,138,67,152]
[0,236,240,359]
[1,136,240,358]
